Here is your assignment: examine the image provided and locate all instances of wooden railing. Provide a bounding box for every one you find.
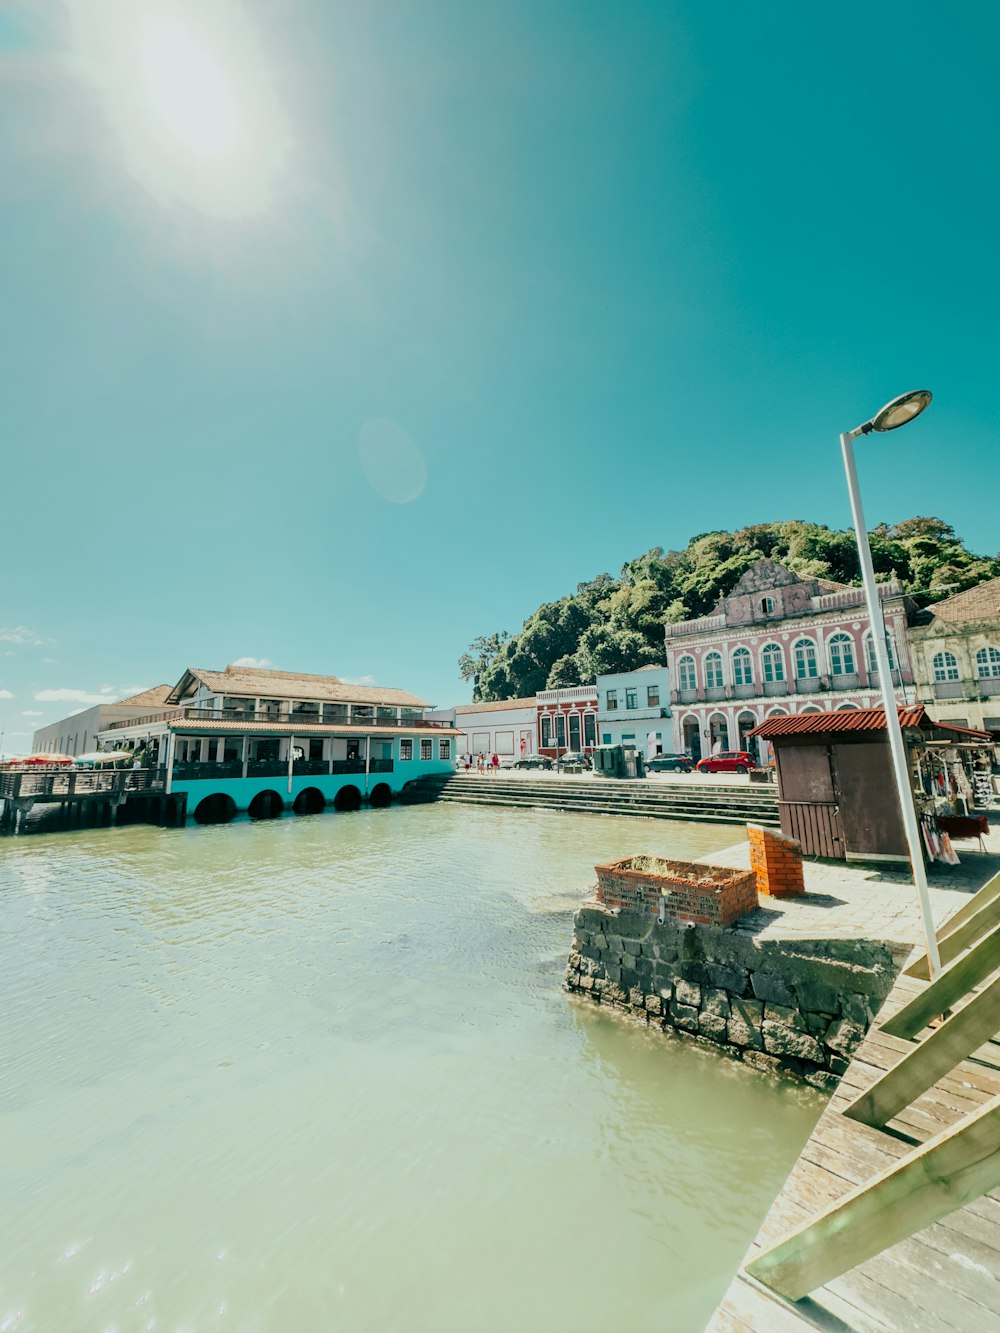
[0,768,167,800]
[109,708,444,730]
[744,869,1000,1302]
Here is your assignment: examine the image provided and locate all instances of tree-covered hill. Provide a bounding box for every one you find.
[459,519,1000,702]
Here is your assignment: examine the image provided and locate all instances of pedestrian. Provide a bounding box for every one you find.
[477,752,485,774]
[491,752,499,774]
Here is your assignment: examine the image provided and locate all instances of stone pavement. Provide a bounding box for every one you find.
[698,818,1000,948]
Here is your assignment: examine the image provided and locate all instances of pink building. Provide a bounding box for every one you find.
[535,685,599,758]
[664,560,914,762]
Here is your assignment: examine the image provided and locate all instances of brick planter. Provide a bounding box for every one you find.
[595,856,758,927]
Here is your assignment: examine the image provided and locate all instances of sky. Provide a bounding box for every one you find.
[0,1,997,752]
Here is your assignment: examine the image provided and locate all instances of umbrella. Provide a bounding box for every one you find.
[19,753,75,766]
[74,751,133,767]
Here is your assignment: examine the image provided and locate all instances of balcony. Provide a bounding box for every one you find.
[830,673,861,691]
[762,680,788,697]
[978,677,1000,697]
[732,683,756,699]
[934,680,967,700]
[676,688,699,705]
[794,676,820,694]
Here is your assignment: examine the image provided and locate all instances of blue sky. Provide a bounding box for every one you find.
[0,1,997,751]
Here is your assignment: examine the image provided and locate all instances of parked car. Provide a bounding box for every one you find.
[556,751,592,771]
[514,753,554,770]
[696,750,753,774]
[645,752,694,774]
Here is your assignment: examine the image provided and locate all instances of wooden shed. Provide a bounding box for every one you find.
[750,707,991,862]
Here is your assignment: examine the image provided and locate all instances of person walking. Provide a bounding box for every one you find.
[491,752,500,775]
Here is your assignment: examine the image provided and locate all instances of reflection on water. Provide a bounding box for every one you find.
[0,805,822,1332]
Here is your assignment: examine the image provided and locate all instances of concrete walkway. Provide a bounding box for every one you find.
[699,820,1000,948]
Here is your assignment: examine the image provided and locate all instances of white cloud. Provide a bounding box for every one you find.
[42,657,57,664]
[21,710,43,717]
[0,626,44,646]
[231,656,274,668]
[34,688,117,705]
[340,674,376,686]
[0,689,14,700]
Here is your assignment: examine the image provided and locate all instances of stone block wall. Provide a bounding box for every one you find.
[748,824,805,897]
[566,902,905,1089]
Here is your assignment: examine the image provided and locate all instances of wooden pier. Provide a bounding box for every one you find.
[0,767,185,833]
[709,871,1000,1332]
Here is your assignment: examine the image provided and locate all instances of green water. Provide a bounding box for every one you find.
[1,804,823,1332]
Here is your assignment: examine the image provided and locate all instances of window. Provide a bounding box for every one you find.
[400,739,413,761]
[223,696,253,715]
[625,688,638,709]
[760,596,775,614]
[606,689,618,710]
[704,652,724,689]
[352,705,374,721]
[933,650,960,682]
[420,738,433,761]
[555,715,566,746]
[583,714,596,746]
[569,715,581,748]
[439,739,451,760]
[292,700,320,718]
[377,705,397,721]
[865,632,897,674]
[761,644,785,683]
[976,646,1000,678]
[732,647,753,686]
[793,639,818,679]
[308,738,323,761]
[540,716,552,747]
[602,732,612,744]
[323,703,349,722]
[677,656,697,691]
[828,633,856,676]
[646,685,659,706]
[258,698,282,716]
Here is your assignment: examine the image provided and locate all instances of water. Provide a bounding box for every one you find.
[1,805,823,1332]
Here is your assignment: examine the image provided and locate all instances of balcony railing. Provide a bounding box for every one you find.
[795,675,820,693]
[830,673,861,690]
[934,680,967,700]
[732,683,756,699]
[168,757,396,781]
[979,677,1000,697]
[0,767,167,801]
[762,679,788,696]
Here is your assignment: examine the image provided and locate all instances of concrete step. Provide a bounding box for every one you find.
[435,790,779,827]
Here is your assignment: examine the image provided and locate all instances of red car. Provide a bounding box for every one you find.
[696,750,753,774]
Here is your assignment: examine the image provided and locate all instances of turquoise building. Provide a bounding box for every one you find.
[97,663,458,823]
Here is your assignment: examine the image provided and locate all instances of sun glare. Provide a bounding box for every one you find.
[70,0,291,219]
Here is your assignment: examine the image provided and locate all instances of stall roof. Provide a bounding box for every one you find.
[750,706,991,742]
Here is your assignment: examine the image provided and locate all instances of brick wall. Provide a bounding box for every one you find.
[595,856,758,928]
[748,823,804,898]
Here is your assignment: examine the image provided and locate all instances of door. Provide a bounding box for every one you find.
[833,741,907,860]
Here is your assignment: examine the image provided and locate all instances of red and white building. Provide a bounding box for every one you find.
[535,685,599,758]
[664,560,914,763]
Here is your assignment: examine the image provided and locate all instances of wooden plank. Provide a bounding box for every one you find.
[907,873,1000,980]
[744,1092,1000,1302]
[882,927,1000,1038]
[844,976,1000,1129]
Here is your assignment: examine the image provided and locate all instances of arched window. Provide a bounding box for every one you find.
[704,651,724,689]
[761,643,785,683]
[793,639,817,680]
[732,647,753,686]
[828,632,856,676]
[865,632,897,674]
[933,651,960,682]
[677,656,697,691]
[976,646,1000,679]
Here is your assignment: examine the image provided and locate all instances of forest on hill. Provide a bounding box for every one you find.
[459,518,1000,702]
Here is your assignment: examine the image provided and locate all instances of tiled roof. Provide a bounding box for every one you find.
[115,684,173,707]
[168,665,430,709]
[751,706,990,741]
[925,577,1000,626]
[455,697,537,714]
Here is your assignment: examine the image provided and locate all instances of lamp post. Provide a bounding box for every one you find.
[840,389,941,978]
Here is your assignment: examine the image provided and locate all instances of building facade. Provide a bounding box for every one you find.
[535,685,598,758]
[31,685,174,756]
[907,576,1000,740]
[97,663,457,821]
[663,560,913,762]
[449,698,538,762]
[595,665,671,755]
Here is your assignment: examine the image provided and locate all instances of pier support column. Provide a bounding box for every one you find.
[287,736,295,796]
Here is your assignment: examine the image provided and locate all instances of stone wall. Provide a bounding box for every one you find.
[566,902,906,1090]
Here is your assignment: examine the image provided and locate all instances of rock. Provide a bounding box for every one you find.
[629,987,645,1009]
[699,1011,728,1042]
[750,973,796,1007]
[634,955,654,980]
[579,974,595,991]
[804,1069,840,1093]
[824,1018,867,1059]
[593,933,609,953]
[605,934,624,957]
[622,937,643,957]
[670,1001,699,1033]
[704,963,750,996]
[728,1002,764,1050]
[804,1011,834,1036]
[605,963,622,984]
[658,983,674,1003]
[620,967,639,992]
[675,979,702,1008]
[702,987,731,1019]
[792,976,842,1015]
[644,994,663,1016]
[841,993,876,1026]
[764,1003,804,1030]
[742,1050,781,1075]
[762,1022,825,1064]
[730,997,763,1026]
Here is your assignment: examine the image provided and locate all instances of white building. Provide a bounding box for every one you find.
[31,685,174,756]
[448,697,538,762]
[595,665,671,756]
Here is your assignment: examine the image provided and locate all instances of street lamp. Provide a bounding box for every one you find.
[840,389,941,978]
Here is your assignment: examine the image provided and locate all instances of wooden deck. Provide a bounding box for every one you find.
[708,941,1000,1330]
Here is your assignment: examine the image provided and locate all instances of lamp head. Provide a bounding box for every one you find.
[862,389,933,434]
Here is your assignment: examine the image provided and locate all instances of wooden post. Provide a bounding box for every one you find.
[746,1093,1000,1301]
[881,926,1000,1039]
